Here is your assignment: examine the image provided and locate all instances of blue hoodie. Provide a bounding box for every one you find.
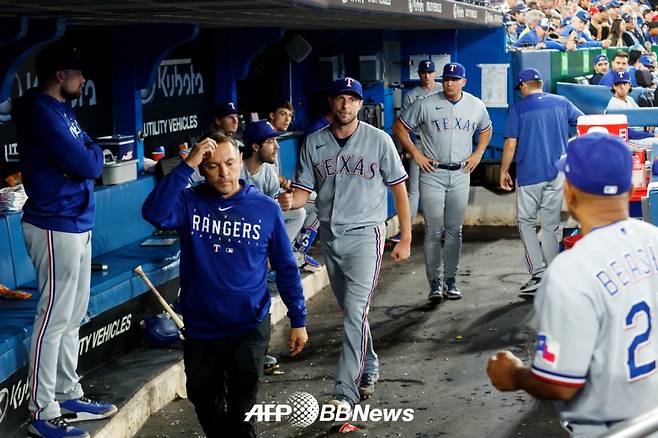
[142,163,306,339]
[11,89,104,232]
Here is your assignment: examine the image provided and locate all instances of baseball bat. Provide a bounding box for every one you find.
[134,265,185,331]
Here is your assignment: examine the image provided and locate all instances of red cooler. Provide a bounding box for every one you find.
[576,114,628,141]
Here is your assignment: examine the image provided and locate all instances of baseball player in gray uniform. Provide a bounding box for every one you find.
[488,133,658,437]
[393,62,492,303]
[280,77,411,408]
[394,60,443,239]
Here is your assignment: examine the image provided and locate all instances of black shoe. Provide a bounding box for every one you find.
[358,374,377,400]
[444,278,462,300]
[264,354,279,374]
[428,278,444,303]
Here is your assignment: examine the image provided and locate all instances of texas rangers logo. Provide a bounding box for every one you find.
[344,78,355,88]
[228,102,236,110]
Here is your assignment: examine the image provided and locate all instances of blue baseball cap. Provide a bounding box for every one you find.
[512,4,530,13]
[575,9,590,22]
[36,44,84,73]
[242,120,284,146]
[640,54,654,67]
[442,62,466,79]
[613,70,631,84]
[610,1,621,8]
[418,60,435,73]
[331,77,363,100]
[213,101,239,118]
[556,133,631,196]
[515,68,542,89]
[593,54,608,65]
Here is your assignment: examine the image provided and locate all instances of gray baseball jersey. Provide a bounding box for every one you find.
[241,163,280,198]
[399,91,491,163]
[532,219,658,434]
[292,122,407,236]
[402,83,443,110]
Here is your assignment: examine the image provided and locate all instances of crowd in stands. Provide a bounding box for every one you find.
[500,0,658,52]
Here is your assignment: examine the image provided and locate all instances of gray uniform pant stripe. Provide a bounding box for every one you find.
[515,174,564,277]
[407,160,420,225]
[22,223,89,420]
[320,223,383,404]
[420,170,470,282]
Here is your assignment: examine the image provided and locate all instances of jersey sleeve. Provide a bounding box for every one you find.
[531,264,599,388]
[291,136,315,193]
[263,164,281,198]
[503,103,520,139]
[398,98,424,132]
[380,133,408,186]
[402,90,414,110]
[477,101,492,132]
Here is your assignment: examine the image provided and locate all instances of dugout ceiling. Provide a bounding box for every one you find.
[0,0,503,30]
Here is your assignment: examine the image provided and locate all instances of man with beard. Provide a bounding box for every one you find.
[11,44,117,438]
[280,77,411,407]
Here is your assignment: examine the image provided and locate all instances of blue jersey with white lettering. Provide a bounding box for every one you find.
[142,162,306,339]
[533,219,658,435]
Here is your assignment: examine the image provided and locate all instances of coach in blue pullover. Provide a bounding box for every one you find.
[142,133,307,438]
[12,44,117,438]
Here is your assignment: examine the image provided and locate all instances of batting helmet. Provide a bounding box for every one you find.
[140,313,181,347]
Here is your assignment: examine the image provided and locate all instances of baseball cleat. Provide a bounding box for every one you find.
[428,278,444,303]
[264,354,279,374]
[28,417,90,438]
[298,253,322,273]
[444,278,462,300]
[328,394,353,414]
[520,276,541,293]
[59,397,117,422]
[358,374,377,399]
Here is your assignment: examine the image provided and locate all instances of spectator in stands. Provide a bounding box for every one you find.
[561,9,612,48]
[607,17,625,46]
[589,54,609,85]
[605,71,658,143]
[519,9,545,38]
[622,13,647,46]
[12,43,117,438]
[506,17,520,47]
[516,18,575,50]
[648,15,658,45]
[142,134,308,438]
[210,101,244,149]
[599,50,638,87]
[268,100,294,133]
[510,3,530,35]
[607,0,621,20]
[589,5,611,40]
[640,53,658,86]
[548,8,562,30]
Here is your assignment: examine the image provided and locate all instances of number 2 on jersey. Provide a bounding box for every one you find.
[625,301,656,381]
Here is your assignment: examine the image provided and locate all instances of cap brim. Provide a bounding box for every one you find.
[442,75,465,79]
[555,154,567,171]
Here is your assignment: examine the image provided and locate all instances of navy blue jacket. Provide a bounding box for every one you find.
[11,89,103,232]
[142,163,306,339]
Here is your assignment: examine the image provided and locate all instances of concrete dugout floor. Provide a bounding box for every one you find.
[135,227,567,438]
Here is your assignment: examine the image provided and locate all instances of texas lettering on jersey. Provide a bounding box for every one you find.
[430,116,479,133]
[312,155,378,181]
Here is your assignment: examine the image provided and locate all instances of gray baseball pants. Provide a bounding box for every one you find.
[516,173,564,277]
[319,223,384,404]
[407,160,420,225]
[420,170,470,283]
[22,222,89,420]
[283,208,306,243]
